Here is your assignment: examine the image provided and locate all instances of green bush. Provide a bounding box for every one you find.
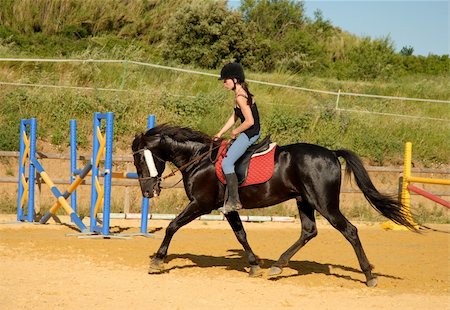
[161,1,267,70]
[264,106,313,144]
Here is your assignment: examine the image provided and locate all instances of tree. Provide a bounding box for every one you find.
[400,45,414,56]
[344,36,398,80]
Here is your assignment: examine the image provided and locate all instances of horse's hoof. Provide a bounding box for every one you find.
[268,266,283,277]
[148,259,164,274]
[148,266,164,274]
[366,277,378,287]
[249,265,263,278]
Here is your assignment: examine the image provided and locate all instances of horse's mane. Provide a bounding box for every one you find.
[145,124,213,145]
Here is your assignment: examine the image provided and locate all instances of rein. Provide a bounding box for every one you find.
[163,141,222,180]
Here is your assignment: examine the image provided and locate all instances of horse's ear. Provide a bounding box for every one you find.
[135,133,144,144]
[132,133,145,151]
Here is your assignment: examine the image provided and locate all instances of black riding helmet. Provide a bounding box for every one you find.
[218,62,245,83]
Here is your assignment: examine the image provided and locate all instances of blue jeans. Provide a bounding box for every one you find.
[222,132,261,174]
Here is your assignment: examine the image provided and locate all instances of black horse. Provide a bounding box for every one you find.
[132,124,415,287]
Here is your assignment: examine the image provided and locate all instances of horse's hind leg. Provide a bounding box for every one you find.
[224,211,263,277]
[318,206,377,287]
[268,199,317,277]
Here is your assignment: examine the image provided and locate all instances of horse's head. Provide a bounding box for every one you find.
[132,124,217,197]
[132,132,166,198]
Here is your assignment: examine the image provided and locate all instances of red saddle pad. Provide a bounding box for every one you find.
[215,141,276,187]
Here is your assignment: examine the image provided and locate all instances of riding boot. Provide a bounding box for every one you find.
[220,173,242,214]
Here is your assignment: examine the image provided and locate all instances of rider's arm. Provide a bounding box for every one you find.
[215,112,237,139]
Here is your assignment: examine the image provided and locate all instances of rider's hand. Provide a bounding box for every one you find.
[231,129,239,139]
[213,134,221,141]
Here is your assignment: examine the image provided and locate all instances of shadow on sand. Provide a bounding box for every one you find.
[162,249,401,284]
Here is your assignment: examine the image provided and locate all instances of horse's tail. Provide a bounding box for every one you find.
[334,149,418,231]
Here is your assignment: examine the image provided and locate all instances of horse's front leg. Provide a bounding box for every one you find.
[149,200,205,274]
[224,211,263,277]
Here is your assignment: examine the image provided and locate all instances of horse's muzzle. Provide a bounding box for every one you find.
[143,190,152,198]
[143,189,159,198]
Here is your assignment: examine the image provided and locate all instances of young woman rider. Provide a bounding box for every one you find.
[214,62,261,214]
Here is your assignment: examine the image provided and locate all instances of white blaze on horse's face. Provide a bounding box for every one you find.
[143,149,158,177]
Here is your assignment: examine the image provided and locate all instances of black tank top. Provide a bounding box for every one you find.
[234,101,260,139]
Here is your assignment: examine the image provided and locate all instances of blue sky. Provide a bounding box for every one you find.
[228,0,449,56]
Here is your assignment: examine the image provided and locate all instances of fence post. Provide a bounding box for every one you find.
[335,89,341,110]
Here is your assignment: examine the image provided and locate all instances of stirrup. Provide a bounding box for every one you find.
[218,193,242,215]
[218,202,242,215]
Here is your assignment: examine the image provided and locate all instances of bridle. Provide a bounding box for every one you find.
[133,140,226,188]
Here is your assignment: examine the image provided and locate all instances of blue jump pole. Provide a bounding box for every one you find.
[89,112,114,236]
[70,119,77,217]
[90,113,101,233]
[27,118,37,222]
[140,114,156,234]
[101,112,114,236]
[17,119,27,221]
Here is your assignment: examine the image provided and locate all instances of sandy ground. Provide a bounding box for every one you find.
[0,214,448,310]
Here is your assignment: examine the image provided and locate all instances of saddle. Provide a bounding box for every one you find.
[216,136,277,187]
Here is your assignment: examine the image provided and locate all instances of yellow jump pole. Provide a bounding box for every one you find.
[401,142,412,211]
[19,174,29,213]
[95,127,106,167]
[39,162,92,224]
[408,176,450,185]
[381,142,417,230]
[31,157,88,232]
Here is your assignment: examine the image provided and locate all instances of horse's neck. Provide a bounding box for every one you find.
[163,139,207,168]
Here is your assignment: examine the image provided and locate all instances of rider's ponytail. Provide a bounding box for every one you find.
[241,82,254,105]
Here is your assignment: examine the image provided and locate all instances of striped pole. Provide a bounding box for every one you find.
[140,114,156,234]
[30,157,88,232]
[39,162,92,224]
[73,169,138,179]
